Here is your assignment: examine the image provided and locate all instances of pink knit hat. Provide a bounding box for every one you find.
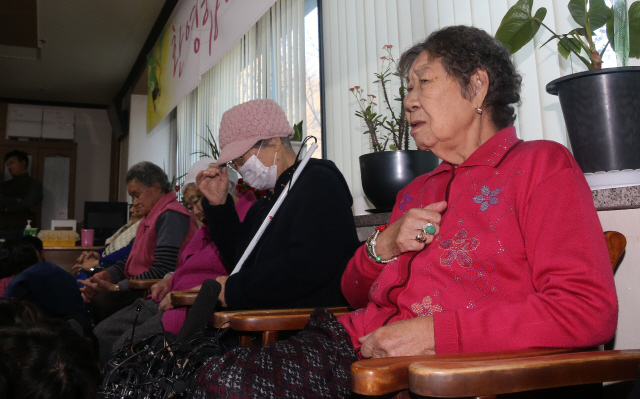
[217,99,294,165]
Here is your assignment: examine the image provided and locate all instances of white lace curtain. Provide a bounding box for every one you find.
[322,0,587,198]
[176,0,306,184]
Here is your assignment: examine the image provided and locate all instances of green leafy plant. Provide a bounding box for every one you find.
[350,45,410,152]
[181,125,221,205]
[291,120,303,141]
[495,0,640,70]
[192,125,221,160]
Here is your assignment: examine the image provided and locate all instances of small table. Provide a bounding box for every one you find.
[43,246,104,273]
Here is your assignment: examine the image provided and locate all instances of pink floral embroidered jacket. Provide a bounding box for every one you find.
[124,191,198,278]
[338,126,618,355]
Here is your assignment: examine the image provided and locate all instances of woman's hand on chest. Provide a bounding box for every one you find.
[375,201,447,260]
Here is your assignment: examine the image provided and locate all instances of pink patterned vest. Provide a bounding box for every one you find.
[124,191,197,278]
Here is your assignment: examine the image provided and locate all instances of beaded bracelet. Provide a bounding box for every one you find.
[365,225,398,264]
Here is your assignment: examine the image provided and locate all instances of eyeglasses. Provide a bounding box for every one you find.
[227,145,260,172]
[227,156,244,172]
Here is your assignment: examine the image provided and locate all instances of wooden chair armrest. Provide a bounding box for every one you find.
[128,279,162,290]
[408,349,640,398]
[170,290,199,307]
[351,348,576,396]
[213,307,352,331]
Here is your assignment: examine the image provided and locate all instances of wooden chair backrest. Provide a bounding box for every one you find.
[605,230,626,272]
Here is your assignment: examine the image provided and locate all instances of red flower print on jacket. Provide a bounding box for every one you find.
[411,295,443,316]
[369,281,379,301]
[439,229,480,268]
[465,257,497,290]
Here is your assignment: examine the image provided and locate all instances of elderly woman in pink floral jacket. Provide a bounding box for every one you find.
[340,26,617,359]
[192,26,617,398]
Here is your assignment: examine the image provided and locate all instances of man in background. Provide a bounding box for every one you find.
[0,150,43,239]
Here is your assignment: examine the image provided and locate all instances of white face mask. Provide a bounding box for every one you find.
[238,146,278,190]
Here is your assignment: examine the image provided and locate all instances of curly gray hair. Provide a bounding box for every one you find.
[125,162,171,193]
[398,25,522,130]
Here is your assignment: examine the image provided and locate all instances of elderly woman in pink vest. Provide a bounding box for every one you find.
[80,161,198,323]
[92,159,256,361]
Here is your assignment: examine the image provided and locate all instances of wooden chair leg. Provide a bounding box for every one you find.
[262,330,279,346]
[239,335,253,347]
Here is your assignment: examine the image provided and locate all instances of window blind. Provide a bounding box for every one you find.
[176,0,306,185]
[322,0,583,198]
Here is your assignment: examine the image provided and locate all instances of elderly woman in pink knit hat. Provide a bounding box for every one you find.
[196,98,360,311]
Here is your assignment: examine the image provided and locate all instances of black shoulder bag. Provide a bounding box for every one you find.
[98,279,225,399]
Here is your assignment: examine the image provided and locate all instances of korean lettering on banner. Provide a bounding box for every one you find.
[171,0,229,78]
[148,0,275,132]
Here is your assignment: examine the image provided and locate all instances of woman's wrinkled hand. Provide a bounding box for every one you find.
[374,201,447,260]
[72,257,99,273]
[196,163,229,206]
[150,275,172,302]
[158,292,174,311]
[79,273,116,303]
[358,317,435,359]
[75,251,100,265]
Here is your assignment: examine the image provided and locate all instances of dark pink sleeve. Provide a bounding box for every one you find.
[341,246,383,309]
[234,190,256,221]
[341,192,406,309]
[433,166,618,353]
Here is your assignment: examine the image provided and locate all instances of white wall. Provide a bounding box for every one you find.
[74,107,113,221]
[598,209,640,351]
[6,104,113,224]
[127,94,176,182]
[118,134,129,203]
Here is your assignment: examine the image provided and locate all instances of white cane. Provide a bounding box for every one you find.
[230,142,318,275]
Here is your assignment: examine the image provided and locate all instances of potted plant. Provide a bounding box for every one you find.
[495,0,640,174]
[351,45,439,211]
[290,120,306,158]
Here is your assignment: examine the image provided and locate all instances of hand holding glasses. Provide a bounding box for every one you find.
[196,163,229,206]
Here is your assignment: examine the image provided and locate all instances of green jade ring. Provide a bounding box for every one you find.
[423,222,436,235]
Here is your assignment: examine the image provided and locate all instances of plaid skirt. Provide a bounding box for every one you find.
[191,308,359,399]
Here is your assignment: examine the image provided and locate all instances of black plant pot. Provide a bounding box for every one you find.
[546,67,640,173]
[359,150,440,211]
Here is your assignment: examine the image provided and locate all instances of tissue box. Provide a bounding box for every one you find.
[37,230,79,247]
